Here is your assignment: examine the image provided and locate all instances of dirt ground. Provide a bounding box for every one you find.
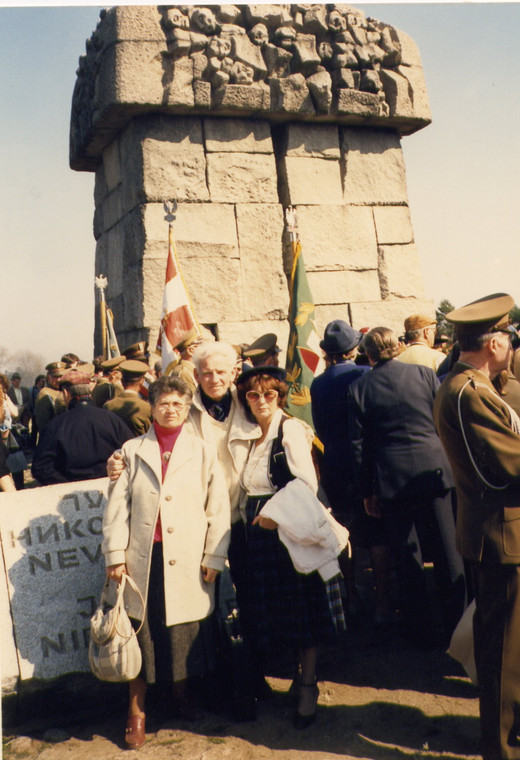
[3,560,481,760]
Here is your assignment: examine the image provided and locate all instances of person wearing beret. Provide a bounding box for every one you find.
[348,327,466,648]
[103,360,152,437]
[434,293,520,760]
[396,314,445,371]
[32,370,133,485]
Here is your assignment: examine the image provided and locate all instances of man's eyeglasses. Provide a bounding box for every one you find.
[245,390,278,403]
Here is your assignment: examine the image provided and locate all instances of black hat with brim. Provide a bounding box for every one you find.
[236,365,287,385]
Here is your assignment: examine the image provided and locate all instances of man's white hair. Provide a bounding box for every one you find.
[192,341,238,372]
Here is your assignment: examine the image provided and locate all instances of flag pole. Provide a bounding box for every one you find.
[95,275,108,360]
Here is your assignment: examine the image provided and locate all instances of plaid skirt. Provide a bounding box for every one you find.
[135,542,216,684]
[238,496,344,651]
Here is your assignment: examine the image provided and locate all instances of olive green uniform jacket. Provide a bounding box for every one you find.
[103,391,152,438]
[433,361,520,563]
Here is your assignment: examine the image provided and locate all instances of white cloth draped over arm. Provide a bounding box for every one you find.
[281,417,318,493]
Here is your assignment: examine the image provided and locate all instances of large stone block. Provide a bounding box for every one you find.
[180,256,244,323]
[397,64,431,124]
[269,74,315,115]
[141,136,209,202]
[285,124,340,159]
[119,116,209,206]
[341,127,409,205]
[211,83,270,111]
[102,138,121,192]
[378,243,426,299]
[96,41,165,113]
[335,89,381,117]
[308,269,380,305]
[141,202,239,262]
[95,186,126,235]
[204,118,273,153]
[291,205,378,272]
[0,481,108,683]
[163,56,195,107]
[278,156,343,206]
[108,4,164,41]
[207,153,278,203]
[235,204,288,320]
[350,297,434,335]
[373,205,413,245]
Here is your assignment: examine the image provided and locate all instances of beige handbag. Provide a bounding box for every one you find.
[89,573,145,683]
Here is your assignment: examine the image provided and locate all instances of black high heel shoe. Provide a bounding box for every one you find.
[293,682,319,729]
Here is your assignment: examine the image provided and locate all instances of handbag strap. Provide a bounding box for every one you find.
[99,572,147,638]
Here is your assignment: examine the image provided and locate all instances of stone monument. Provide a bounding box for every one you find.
[70,4,433,352]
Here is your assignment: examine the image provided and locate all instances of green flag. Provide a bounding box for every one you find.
[285,240,322,429]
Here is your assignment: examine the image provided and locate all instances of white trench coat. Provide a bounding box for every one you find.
[102,425,230,626]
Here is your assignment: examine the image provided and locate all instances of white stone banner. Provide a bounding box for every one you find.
[0,479,108,688]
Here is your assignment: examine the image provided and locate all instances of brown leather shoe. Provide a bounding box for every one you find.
[125,714,146,749]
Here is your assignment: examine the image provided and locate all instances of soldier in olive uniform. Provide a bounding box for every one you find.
[103,360,152,437]
[34,362,67,434]
[91,356,125,408]
[434,293,520,760]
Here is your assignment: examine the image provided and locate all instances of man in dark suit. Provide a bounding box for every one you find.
[32,370,133,485]
[348,326,466,646]
[434,293,520,760]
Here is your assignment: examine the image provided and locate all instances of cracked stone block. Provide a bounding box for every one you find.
[207,152,278,203]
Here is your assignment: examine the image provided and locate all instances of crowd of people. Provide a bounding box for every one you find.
[2,293,520,760]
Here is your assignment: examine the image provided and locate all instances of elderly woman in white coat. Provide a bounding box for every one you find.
[102,375,230,749]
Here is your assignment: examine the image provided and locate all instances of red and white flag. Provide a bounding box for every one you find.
[156,224,201,371]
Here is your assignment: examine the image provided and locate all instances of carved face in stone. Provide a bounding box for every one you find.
[191,7,218,35]
[318,41,334,62]
[166,7,189,30]
[346,12,367,29]
[231,60,254,85]
[327,11,347,33]
[208,36,232,59]
[249,23,269,47]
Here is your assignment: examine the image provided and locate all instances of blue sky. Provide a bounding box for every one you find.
[2,3,520,365]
